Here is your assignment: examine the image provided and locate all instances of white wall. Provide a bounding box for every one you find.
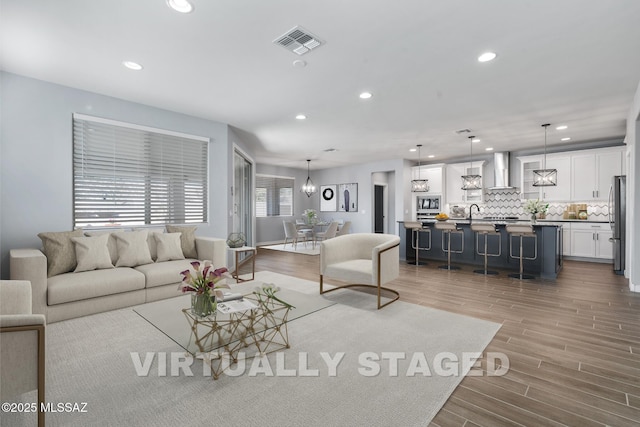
[0,72,233,278]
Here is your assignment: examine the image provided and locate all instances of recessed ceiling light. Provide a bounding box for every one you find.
[409,148,417,152]
[293,59,307,68]
[122,61,143,70]
[478,52,497,62]
[485,147,494,151]
[472,138,481,143]
[561,137,571,141]
[556,125,568,130]
[427,155,435,158]
[295,114,307,120]
[166,0,193,13]
[324,148,338,152]
[359,92,373,99]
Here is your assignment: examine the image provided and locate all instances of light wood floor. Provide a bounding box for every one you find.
[254,248,640,426]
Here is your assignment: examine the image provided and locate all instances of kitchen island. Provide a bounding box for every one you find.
[399,220,562,279]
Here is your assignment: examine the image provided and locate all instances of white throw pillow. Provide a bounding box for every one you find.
[72,234,114,272]
[113,231,153,267]
[84,228,126,265]
[134,227,164,261]
[154,233,185,262]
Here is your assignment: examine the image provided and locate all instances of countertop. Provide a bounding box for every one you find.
[400,218,608,224]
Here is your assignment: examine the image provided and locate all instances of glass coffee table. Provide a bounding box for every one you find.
[182,292,292,379]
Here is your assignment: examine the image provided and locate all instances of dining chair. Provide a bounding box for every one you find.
[283,221,309,249]
[336,221,351,236]
[314,221,339,247]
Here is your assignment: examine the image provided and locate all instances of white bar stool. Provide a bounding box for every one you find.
[434,221,463,270]
[506,224,537,280]
[405,221,431,266]
[470,223,501,275]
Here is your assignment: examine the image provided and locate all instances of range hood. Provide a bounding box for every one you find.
[489,152,516,189]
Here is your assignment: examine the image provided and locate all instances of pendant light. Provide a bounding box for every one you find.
[411,144,429,192]
[301,159,317,197]
[533,124,557,187]
[461,136,482,190]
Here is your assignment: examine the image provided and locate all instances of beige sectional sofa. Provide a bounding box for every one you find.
[9,228,226,323]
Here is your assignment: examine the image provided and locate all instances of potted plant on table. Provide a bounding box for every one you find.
[303,209,318,225]
[179,261,231,317]
[523,199,549,224]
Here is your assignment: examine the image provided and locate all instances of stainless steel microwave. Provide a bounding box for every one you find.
[416,195,441,213]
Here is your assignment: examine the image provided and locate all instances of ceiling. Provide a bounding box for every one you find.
[2,0,640,170]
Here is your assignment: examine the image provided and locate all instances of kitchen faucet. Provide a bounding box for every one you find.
[468,204,480,221]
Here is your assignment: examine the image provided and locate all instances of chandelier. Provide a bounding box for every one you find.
[533,123,557,187]
[301,159,317,197]
[461,135,482,190]
[411,144,429,192]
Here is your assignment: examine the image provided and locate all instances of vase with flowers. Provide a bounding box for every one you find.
[303,209,318,225]
[523,199,549,224]
[179,261,231,317]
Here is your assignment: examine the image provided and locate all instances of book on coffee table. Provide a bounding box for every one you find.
[219,292,244,302]
[217,299,258,314]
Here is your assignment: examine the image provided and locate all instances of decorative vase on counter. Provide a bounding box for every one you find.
[530,214,537,224]
[191,292,216,318]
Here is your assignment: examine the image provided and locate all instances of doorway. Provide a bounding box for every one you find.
[233,147,254,246]
[374,183,388,233]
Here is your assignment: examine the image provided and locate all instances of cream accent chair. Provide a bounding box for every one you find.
[0,280,45,427]
[320,233,400,309]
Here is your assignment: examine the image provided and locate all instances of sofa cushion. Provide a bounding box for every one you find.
[38,229,85,277]
[72,234,114,272]
[155,233,185,262]
[134,259,197,289]
[47,268,145,305]
[165,225,197,258]
[113,231,153,267]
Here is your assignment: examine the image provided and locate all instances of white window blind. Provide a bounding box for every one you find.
[73,114,209,227]
[255,175,294,217]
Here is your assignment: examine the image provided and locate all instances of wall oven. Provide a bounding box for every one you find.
[416,195,441,219]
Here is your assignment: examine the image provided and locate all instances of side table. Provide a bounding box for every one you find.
[227,246,256,282]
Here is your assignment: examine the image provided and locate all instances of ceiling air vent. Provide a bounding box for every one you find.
[273,26,324,56]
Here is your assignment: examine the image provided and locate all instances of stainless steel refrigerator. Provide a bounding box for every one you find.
[609,176,626,275]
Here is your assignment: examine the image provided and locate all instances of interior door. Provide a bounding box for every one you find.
[233,149,253,246]
[374,185,384,233]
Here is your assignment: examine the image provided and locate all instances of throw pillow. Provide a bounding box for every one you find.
[38,229,85,277]
[113,231,153,267]
[134,227,164,261]
[71,234,114,272]
[84,228,126,265]
[154,233,185,262]
[165,225,197,258]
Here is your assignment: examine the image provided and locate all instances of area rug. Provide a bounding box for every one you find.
[6,272,501,427]
[260,243,320,255]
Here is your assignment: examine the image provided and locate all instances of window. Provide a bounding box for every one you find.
[255,175,294,217]
[72,114,209,227]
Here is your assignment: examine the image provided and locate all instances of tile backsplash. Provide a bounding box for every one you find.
[447,188,609,220]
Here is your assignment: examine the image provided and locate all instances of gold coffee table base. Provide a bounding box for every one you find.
[183,293,291,380]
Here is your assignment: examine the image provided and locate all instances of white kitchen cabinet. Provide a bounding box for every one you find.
[569,222,613,259]
[411,164,444,194]
[562,224,571,257]
[571,148,623,201]
[518,154,570,201]
[444,163,465,204]
[444,162,485,204]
